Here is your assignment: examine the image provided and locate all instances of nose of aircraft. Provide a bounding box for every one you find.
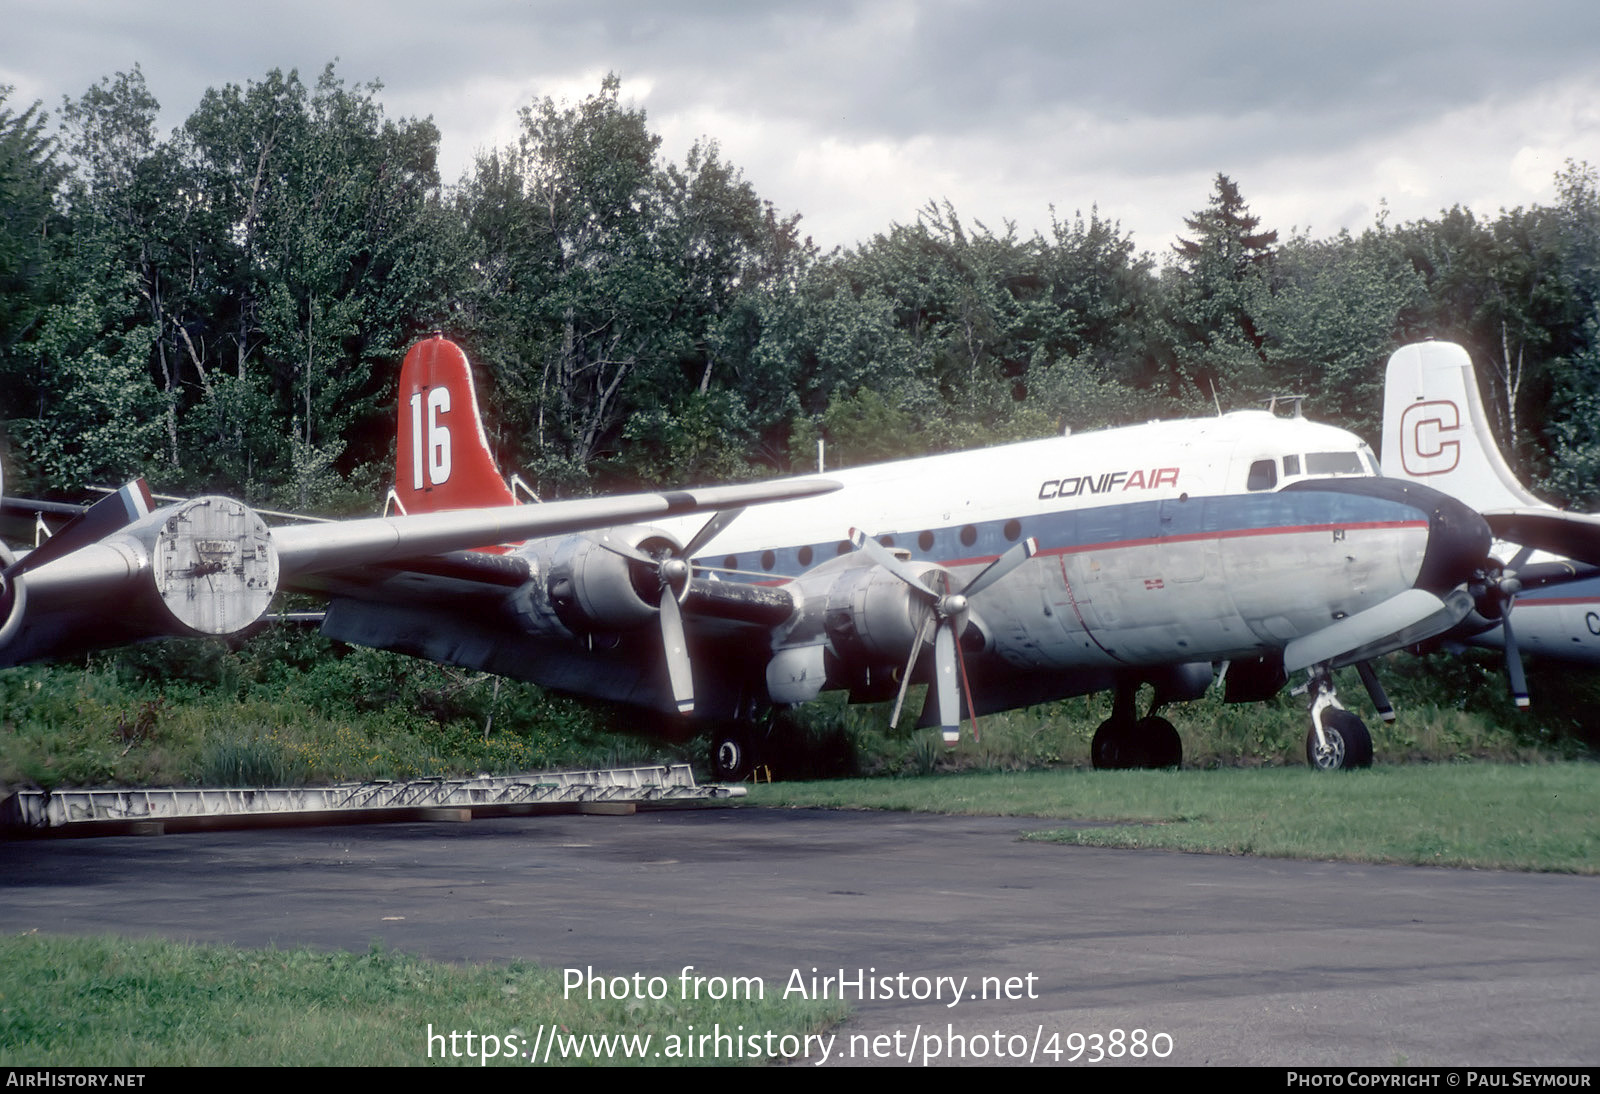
[1284,475,1491,595]
[1409,483,1493,595]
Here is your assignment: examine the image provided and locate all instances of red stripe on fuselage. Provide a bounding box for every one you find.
[1035,519,1427,559]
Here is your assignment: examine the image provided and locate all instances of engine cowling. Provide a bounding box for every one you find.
[518,526,685,636]
[822,562,947,665]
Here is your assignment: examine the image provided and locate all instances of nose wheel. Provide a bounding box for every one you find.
[1305,670,1373,770]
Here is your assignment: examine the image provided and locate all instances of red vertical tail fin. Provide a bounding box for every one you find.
[395,335,517,515]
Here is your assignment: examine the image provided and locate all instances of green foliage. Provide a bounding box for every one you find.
[751,764,1600,874]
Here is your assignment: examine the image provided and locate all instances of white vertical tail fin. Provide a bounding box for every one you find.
[1380,340,1548,514]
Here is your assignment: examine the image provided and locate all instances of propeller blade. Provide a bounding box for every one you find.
[586,529,657,567]
[933,622,960,745]
[888,610,935,729]
[1501,602,1529,711]
[1355,660,1395,723]
[658,589,694,714]
[1512,559,1597,591]
[959,536,1039,599]
[954,627,980,744]
[682,507,746,559]
[849,528,939,602]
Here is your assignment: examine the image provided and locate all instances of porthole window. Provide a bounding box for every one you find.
[918,530,935,551]
[959,525,977,547]
[1002,519,1021,542]
[723,555,737,571]
[797,545,814,566]
[761,550,776,571]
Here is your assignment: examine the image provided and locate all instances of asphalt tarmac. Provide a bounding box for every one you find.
[1,806,1595,1067]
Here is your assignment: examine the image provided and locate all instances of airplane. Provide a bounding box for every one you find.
[1380,339,1600,703]
[283,334,1509,775]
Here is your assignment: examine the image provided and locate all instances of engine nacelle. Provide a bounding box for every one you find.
[511,526,684,637]
[149,496,280,636]
[821,562,946,665]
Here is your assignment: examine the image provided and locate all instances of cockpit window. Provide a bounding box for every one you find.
[1283,454,1301,477]
[1247,459,1278,491]
[1305,451,1363,475]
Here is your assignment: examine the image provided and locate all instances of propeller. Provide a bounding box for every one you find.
[849,528,1038,746]
[1469,555,1600,710]
[586,508,746,716]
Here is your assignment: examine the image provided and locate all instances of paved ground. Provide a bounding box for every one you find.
[2,806,1595,1066]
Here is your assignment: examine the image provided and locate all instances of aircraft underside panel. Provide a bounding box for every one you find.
[320,597,756,719]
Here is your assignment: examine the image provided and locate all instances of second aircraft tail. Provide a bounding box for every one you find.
[1380,340,1548,514]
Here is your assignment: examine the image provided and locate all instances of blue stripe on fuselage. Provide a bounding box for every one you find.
[695,490,1426,581]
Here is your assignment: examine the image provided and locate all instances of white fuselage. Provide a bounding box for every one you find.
[641,410,1433,673]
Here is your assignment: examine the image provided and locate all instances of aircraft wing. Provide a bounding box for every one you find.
[1,477,837,668]
[268,479,836,581]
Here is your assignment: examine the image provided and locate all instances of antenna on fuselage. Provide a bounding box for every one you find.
[1208,379,1223,417]
[1264,394,1307,418]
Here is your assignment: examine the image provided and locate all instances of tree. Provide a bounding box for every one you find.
[1167,174,1279,401]
[0,86,62,359]
[457,75,809,489]
[1252,223,1425,437]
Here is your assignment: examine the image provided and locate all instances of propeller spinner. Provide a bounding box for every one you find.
[849,528,1038,745]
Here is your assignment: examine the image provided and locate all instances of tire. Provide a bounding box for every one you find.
[711,730,753,782]
[1088,716,1126,767]
[1133,716,1182,769]
[1092,719,1134,769]
[1305,708,1373,771]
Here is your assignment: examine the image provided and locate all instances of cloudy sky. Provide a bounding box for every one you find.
[5,0,1598,257]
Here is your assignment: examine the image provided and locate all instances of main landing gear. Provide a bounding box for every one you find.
[1303,667,1373,771]
[710,722,765,782]
[1090,682,1183,770]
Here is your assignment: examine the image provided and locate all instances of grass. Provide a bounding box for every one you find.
[746,763,1600,873]
[0,935,848,1067]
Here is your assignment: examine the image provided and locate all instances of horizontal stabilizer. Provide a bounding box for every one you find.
[1484,509,1600,569]
[1283,587,1476,672]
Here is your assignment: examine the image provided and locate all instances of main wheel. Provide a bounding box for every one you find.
[1305,708,1373,771]
[1088,716,1139,767]
[1133,716,1182,769]
[1091,719,1128,769]
[711,730,753,782]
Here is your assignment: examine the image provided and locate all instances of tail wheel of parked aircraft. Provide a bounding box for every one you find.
[1134,716,1182,769]
[1305,709,1373,771]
